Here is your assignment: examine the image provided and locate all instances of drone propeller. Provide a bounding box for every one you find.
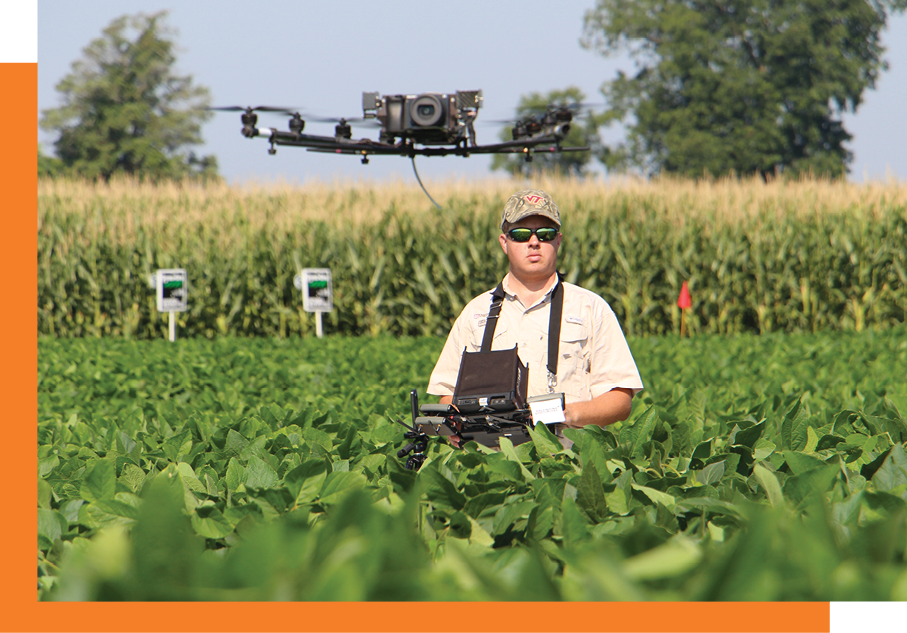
[303,114,381,128]
[207,105,301,113]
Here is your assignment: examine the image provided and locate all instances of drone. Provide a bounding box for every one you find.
[211,91,589,204]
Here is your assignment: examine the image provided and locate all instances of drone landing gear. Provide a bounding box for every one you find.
[396,424,429,471]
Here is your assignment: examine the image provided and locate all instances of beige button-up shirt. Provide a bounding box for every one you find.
[427,275,643,404]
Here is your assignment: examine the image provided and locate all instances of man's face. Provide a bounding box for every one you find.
[498,215,562,282]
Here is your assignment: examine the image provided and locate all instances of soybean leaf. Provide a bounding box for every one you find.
[576,461,608,523]
[38,509,68,550]
[695,460,726,486]
[870,444,907,493]
[782,451,827,475]
[783,464,840,508]
[245,455,279,489]
[419,466,466,512]
[191,505,234,539]
[318,471,368,506]
[79,459,115,503]
[623,535,702,581]
[753,463,785,508]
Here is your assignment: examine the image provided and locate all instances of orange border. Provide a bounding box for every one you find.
[11,60,829,632]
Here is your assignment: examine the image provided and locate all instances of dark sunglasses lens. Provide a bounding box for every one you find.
[509,228,533,242]
[536,228,558,241]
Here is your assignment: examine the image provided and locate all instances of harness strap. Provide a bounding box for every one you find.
[481,273,565,388]
[480,282,506,352]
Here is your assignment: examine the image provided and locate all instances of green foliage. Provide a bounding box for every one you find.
[581,0,907,178]
[37,330,907,600]
[490,87,602,177]
[38,144,65,179]
[38,185,907,338]
[39,11,217,182]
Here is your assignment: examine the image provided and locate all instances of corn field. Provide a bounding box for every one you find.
[38,176,907,338]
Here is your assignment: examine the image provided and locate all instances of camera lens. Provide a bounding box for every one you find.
[410,94,443,127]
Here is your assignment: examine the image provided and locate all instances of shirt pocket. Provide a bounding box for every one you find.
[558,322,588,370]
[557,322,590,401]
[467,321,509,352]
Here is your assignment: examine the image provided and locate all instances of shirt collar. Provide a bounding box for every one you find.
[501,273,560,309]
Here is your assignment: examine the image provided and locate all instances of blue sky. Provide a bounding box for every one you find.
[27,1,907,185]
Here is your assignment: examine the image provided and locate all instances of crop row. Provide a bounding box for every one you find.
[38,178,907,338]
[37,329,907,600]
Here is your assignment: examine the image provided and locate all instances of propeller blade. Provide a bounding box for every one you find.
[207,105,302,114]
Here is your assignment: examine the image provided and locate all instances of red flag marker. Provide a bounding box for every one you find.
[677,280,692,309]
[678,281,691,336]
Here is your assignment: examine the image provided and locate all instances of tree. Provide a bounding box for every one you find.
[40,11,217,181]
[38,144,64,179]
[581,0,907,179]
[490,87,603,178]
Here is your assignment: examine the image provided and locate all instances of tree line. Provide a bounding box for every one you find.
[41,3,906,182]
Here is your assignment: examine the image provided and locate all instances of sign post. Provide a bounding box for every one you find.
[151,269,188,342]
[295,268,333,338]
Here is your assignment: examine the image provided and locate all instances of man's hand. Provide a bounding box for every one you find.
[438,395,461,447]
[563,387,634,429]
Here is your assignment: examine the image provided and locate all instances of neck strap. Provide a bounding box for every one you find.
[481,273,564,387]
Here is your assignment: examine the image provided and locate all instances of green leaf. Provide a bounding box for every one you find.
[558,497,591,547]
[753,463,784,508]
[224,457,246,492]
[623,536,702,581]
[753,438,776,461]
[783,464,839,508]
[245,455,279,489]
[38,509,68,550]
[419,466,466,512]
[319,471,368,505]
[622,406,659,458]
[162,430,192,463]
[731,421,765,449]
[492,499,536,537]
[285,459,330,506]
[225,429,249,456]
[80,459,116,503]
[498,437,536,481]
[782,451,827,475]
[119,463,146,493]
[781,398,809,451]
[605,487,629,516]
[79,493,141,529]
[695,460,726,486]
[191,505,234,539]
[528,422,564,457]
[576,461,608,523]
[870,444,907,493]
[631,484,676,510]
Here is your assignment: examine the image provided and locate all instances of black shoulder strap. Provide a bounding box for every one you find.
[480,274,565,382]
[548,273,565,379]
[480,282,506,352]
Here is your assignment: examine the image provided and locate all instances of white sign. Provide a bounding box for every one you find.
[528,392,566,425]
[299,268,333,312]
[155,269,188,312]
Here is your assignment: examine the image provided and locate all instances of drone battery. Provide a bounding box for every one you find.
[452,346,528,413]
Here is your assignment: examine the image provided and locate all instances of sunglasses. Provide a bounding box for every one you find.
[507,227,560,242]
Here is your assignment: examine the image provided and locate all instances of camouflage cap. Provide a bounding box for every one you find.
[501,190,561,230]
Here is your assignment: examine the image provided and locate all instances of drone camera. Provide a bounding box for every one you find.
[362,90,482,145]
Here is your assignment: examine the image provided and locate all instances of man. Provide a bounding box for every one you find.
[427,189,643,448]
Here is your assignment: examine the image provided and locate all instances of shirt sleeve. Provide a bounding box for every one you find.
[588,302,644,398]
[426,309,469,396]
